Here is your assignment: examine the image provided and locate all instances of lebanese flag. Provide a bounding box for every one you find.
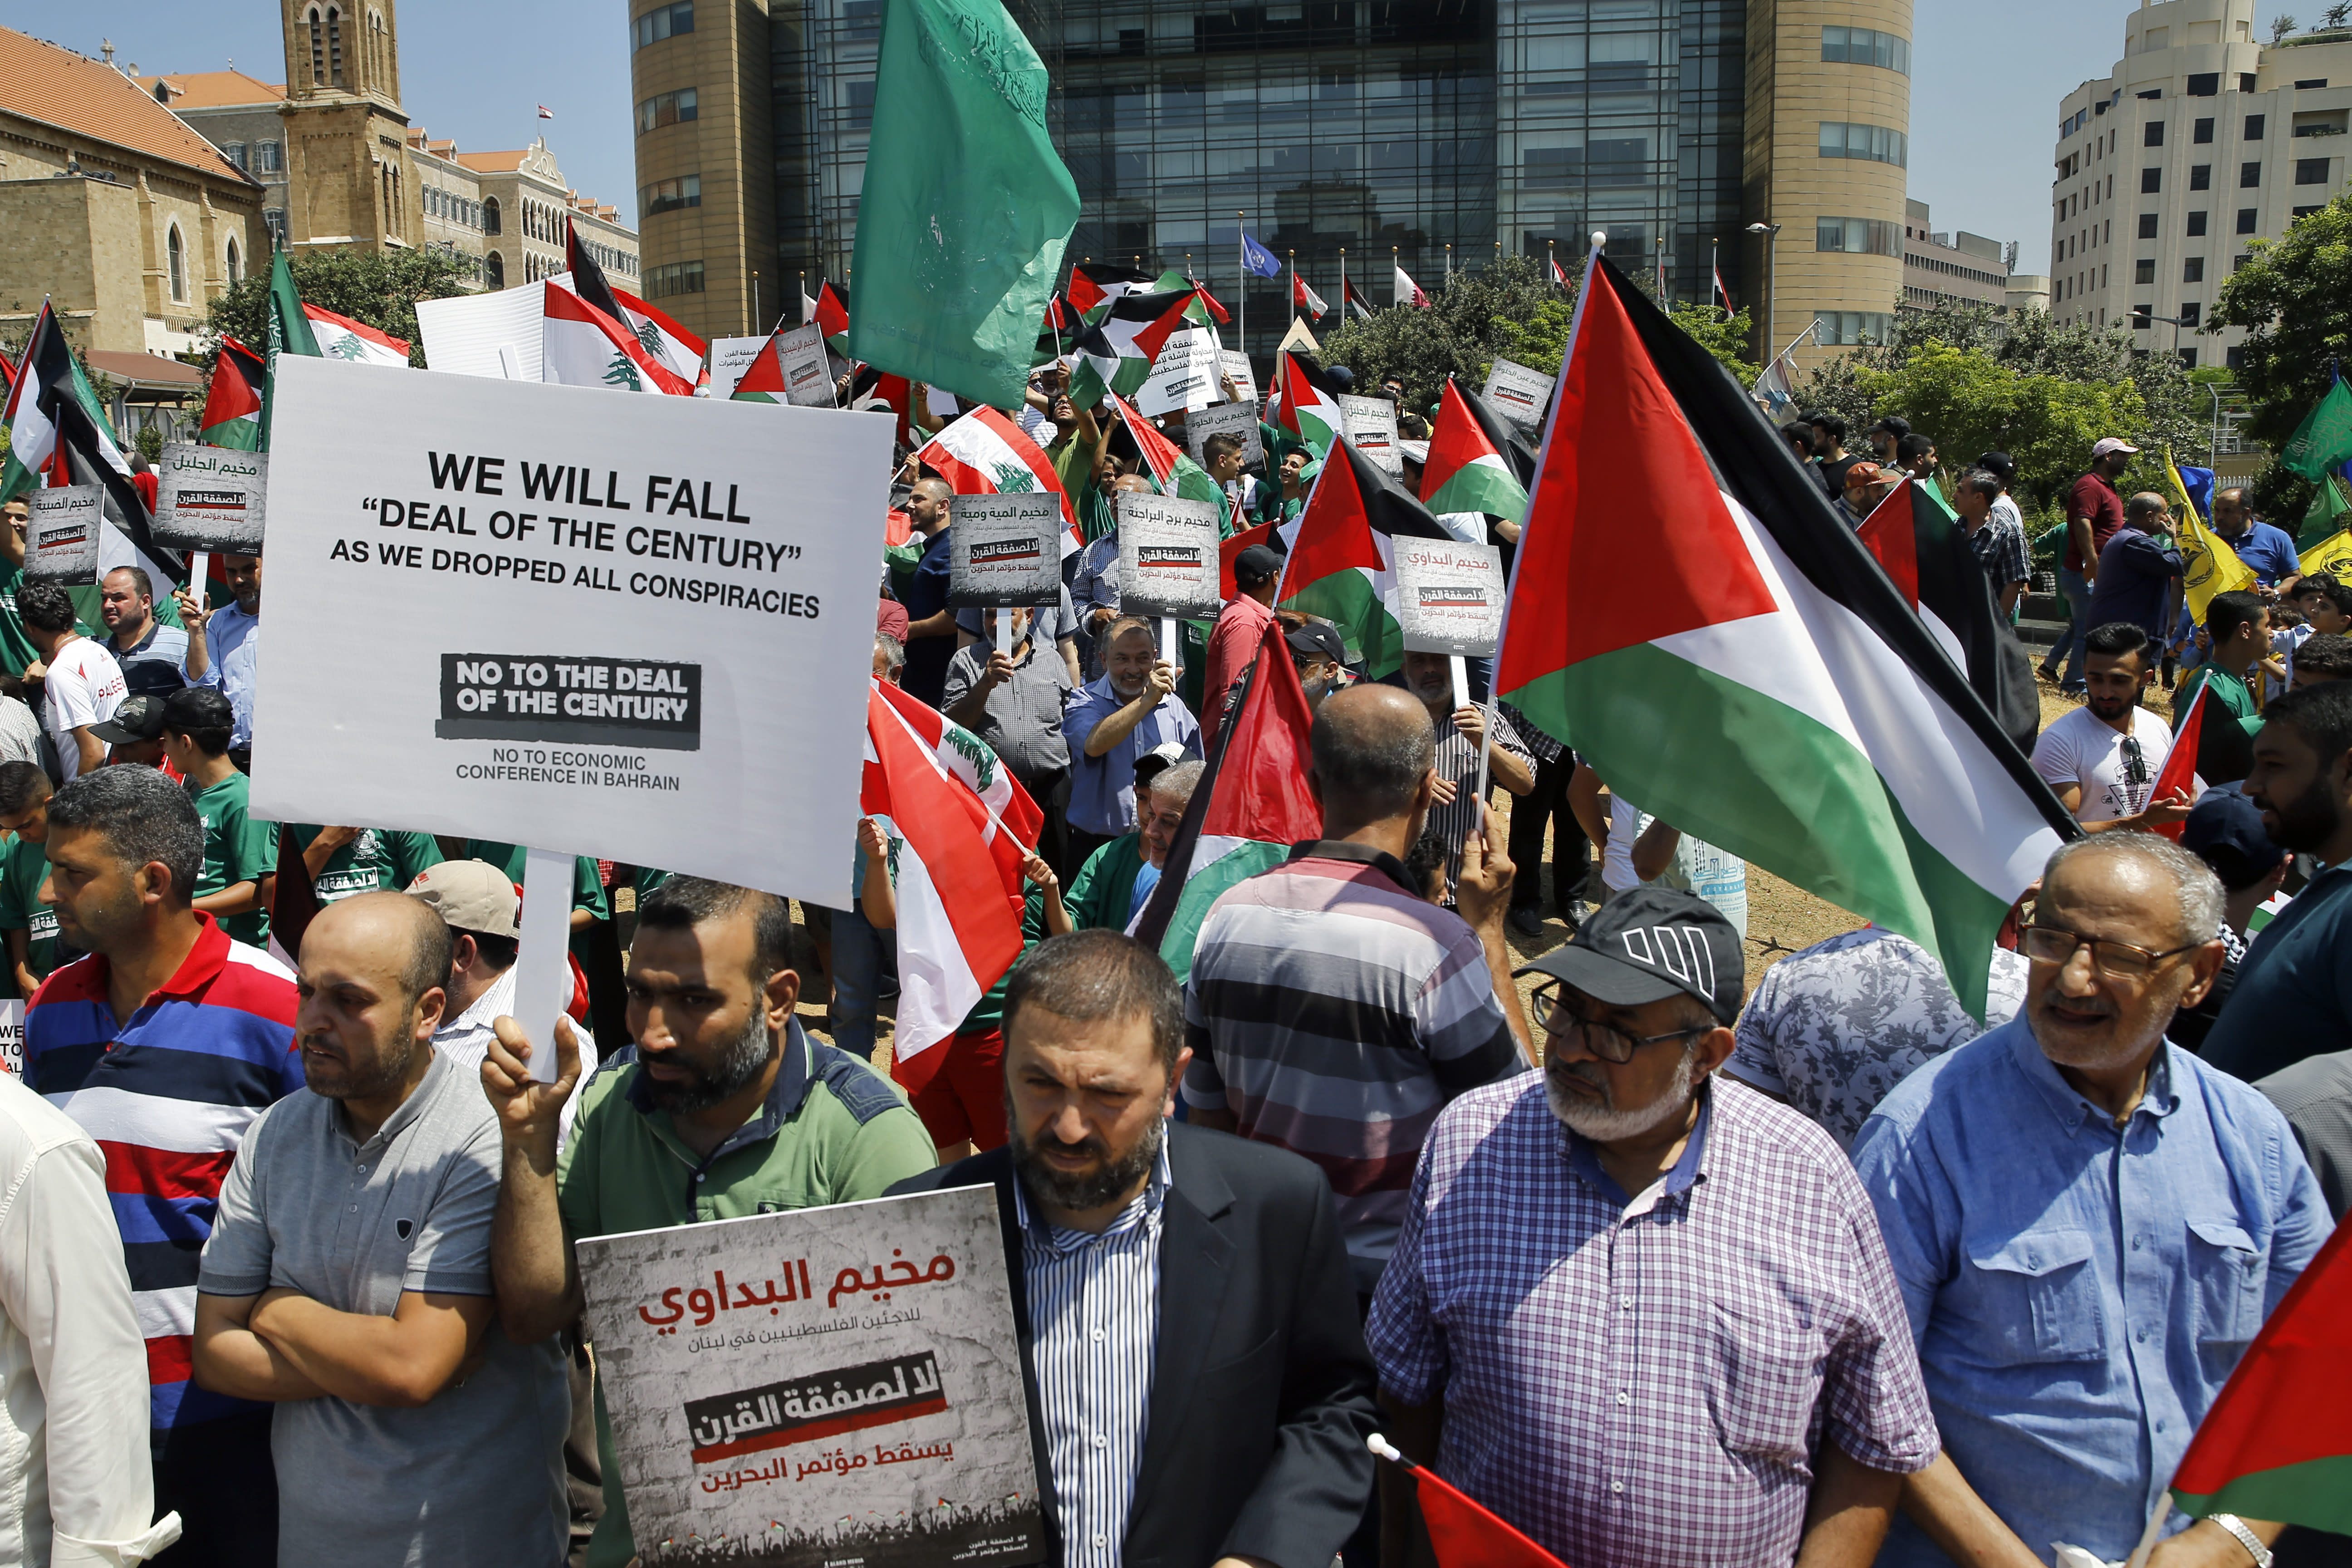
[915,405,1079,548]
[1343,275,1374,318]
[1369,1440,1571,1568]
[1494,249,2073,1020]
[2150,679,2207,841]
[1395,264,1431,308]
[551,274,708,387]
[1270,349,1346,457]
[303,304,411,367]
[1132,615,1321,981]
[1277,435,1452,679]
[200,335,267,451]
[862,682,1040,1083]
[1294,274,1328,320]
[542,285,695,395]
[1549,253,1571,288]
[1423,376,1534,521]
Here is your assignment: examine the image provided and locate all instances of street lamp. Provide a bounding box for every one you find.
[1747,221,1782,362]
[2141,311,2191,363]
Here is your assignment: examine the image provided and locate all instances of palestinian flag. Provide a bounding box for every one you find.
[1219,520,1275,598]
[915,405,1079,547]
[1277,435,1452,678]
[1132,616,1322,981]
[1494,250,2073,1019]
[564,216,630,330]
[1294,274,1328,320]
[730,322,829,406]
[1068,261,1154,316]
[303,304,411,368]
[200,335,267,451]
[542,285,695,395]
[2150,678,2207,842]
[260,249,321,451]
[1107,392,1226,511]
[1269,350,1346,458]
[1854,477,2041,754]
[1343,275,1374,318]
[2166,1217,2352,1538]
[1371,1440,1571,1568]
[1422,376,1535,521]
[1067,288,1197,407]
[862,681,1041,1086]
[810,278,851,343]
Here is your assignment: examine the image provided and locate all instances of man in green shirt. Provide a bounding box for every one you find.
[483,876,936,1568]
[159,687,274,946]
[2177,589,2270,786]
[293,824,444,904]
[0,761,69,995]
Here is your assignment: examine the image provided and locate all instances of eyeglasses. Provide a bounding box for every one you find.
[2021,923,2202,982]
[2120,734,2150,789]
[1531,985,1711,1063]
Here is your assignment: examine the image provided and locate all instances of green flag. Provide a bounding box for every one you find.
[2282,376,2352,480]
[847,0,1079,411]
[2303,471,2352,549]
[260,250,321,451]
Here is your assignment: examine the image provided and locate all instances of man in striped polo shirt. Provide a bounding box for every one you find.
[23,765,300,1567]
[1183,684,1533,1297]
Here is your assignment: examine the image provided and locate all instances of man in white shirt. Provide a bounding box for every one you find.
[2030,620,2192,830]
[0,1070,182,1565]
[17,583,126,783]
[172,552,261,769]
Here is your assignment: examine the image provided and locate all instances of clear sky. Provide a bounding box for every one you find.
[9,0,2281,278]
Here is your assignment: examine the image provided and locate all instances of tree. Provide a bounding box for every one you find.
[201,247,478,370]
[2273,13,2298,42]
[1870,345,2146,509]
[1666,304,1759,384]
[2211,193,2352,459]
[1318,255,1568,412]
[2328,2,2352,30]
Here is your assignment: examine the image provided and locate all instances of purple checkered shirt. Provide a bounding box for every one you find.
[1367,1075,1938,1568]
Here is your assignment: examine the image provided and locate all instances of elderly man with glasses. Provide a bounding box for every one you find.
[1368,886,1940,1568]
[1852,834,2328,1568]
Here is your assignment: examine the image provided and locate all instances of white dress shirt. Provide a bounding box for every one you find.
[430,963,599,1144]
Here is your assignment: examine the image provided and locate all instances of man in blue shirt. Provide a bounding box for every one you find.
[2083,492,2184,641]
[1060,616,1197,867]
[897,479,958,707]
[172,551,261,769]
[2211,486,2301,592]
[2205,680,2352,1081]
[1852,833,2327,1568]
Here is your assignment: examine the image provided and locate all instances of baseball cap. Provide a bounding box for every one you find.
[2182,788,2286,891]
[1133,740,1189,792]
[404,859,521,938]
[1285,621,1347,665]
[2091,437,2141,460]
[91,694,167,745]
[1841,460,1886,491]
[1233,544,1282,589]
[1515,885,1744,1025]
[1870,415,1910,437]
[160,686,234,735]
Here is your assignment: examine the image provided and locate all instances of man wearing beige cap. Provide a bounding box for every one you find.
[404,860,598,1137]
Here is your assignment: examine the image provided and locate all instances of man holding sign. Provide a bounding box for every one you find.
[1063,618,1199,867]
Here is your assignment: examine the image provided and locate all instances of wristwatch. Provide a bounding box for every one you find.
[2210,1513,2273,1568]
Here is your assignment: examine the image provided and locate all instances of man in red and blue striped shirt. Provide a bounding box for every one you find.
[23,767,299,1567]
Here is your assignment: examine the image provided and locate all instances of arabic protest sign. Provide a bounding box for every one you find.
[1482,357,1552,435]
[706,336,768,402]
[769,323,836,408]
[25,486,102,586]
[1341,394,1402,476]
[1137,326,1220,416]
[1392,538,1507,657]
[1186,400,1263,470]
[576,1185,1042,1568]
[154,444,268,553]
[947,493,1064,608]
[253,355,890,908]
[1220,349,1258,407]
[1115,492,1222,620]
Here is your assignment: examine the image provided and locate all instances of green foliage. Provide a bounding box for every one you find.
[2210,192,2352,458]
[201,248,478,371]
[1318,255,1568,413]
[1869,345,2148,509]
[1666,304,1759,384]
[134,424,165,464]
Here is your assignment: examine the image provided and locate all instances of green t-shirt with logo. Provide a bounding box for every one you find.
[291,824,444,904]
[0,833,68,992]
[190,772,275,946]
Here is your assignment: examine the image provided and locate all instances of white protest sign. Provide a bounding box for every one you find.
[154,444,268,554]
[25,486,101,586]
[576,1186,1044,1568]
[946,492,1063,608]
[1115,491,1222,620]
[1482,357,1552,434]
[1186,400,1264,470]
[252,355,890,910]
[0,1000,20,1078]
[1392,538,1507,657]
[1341,394,1402,475]
[774,323,835,407]
[706,335,768,401]
[1137,326,1220,416]
[416,281,547,381]
[1220,349,1258,406]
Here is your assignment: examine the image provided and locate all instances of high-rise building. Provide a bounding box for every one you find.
[631,0,1915,363]
[1901,199,2017,310]
[2051,0,2352,370]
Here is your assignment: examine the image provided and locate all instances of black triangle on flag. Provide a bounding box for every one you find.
[1904,482,2041,755]
[1452,377,1540,494]
[564,217,628,328]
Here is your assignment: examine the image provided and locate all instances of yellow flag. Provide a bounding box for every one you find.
[2304,528,2352,582]
[2177,506,2259,624]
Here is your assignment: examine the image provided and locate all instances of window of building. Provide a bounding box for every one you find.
[1813,312,1893,347]
[264,208,289,244]
[225,237,242,287]
[641,174,701,215]
[2194,118,2215,143]
[2136,257,2157,284]
[2187,72,2220,96]
[2179,303,2200,327]
[2133,304,2153,328]
[2142,167,2162,192]
[307,6,324,84]
[632,1,693,49]
[327,4,344,87]
[2236,252,2253,270]
[2187,210,2208,235]
[1821,26,1910,74]
[2297,204,2326,217]
[167,225,186,301]
[2242,161,2263,186]
[1818,122,1906,166]
[2246,113,2267,140]
[483,196,501,235]
[486,251,504,288]
[259,140,282,173]
[2228,344,2248,371]
[2184,256,2204,281]
[2145,121,2165,147]
[2298,157,2333,184]
[646,260,705,299]
[1816,216,1903,255]
[2180,347,2199,367]
[2139,211,2161,238]
[2297,78,2329,89]
[2190,164,2211,189]
[847,78,877,129]
[637,88,698,133]
[224,142,248,170]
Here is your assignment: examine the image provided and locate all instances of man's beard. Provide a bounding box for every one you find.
[2264,771,2342,853]
[2086,689,2136,722]
[1110,673,1147,700]
[1546,1048,1696,1142]
[1010,1099,1164,1213]
[642,1006,774,1113]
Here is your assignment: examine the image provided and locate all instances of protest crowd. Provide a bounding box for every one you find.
[3,30,2352,1567]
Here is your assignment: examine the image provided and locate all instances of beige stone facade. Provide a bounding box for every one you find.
[457,141,639,294]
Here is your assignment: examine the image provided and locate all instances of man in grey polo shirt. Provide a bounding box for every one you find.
[191,891,569,1567]
[944,601,1078,872]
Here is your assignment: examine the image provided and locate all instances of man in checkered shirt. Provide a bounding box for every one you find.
[1367,887,1940,1568]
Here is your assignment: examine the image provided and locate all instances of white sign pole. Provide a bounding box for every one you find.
[1160,616,1178,671]
[995,612,1015,660]
[514,847,575,1084]
[189,551,210,604]
[1449,654,1470,712]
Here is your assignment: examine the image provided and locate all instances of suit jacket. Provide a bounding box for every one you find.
[889,1121,1377,1568]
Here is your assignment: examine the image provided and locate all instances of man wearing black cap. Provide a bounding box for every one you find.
[88,694,169,770]
[1369,885,1937,1568]
[1203,542,1283,742]
[1869,414,1911,466]
[1286,620,1348,707]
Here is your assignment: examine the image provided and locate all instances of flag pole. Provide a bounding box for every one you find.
[1237,210,1247,358]
[1392,245,1399,307]
[1289,249,1296,322]
[1340,248,1348,317]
